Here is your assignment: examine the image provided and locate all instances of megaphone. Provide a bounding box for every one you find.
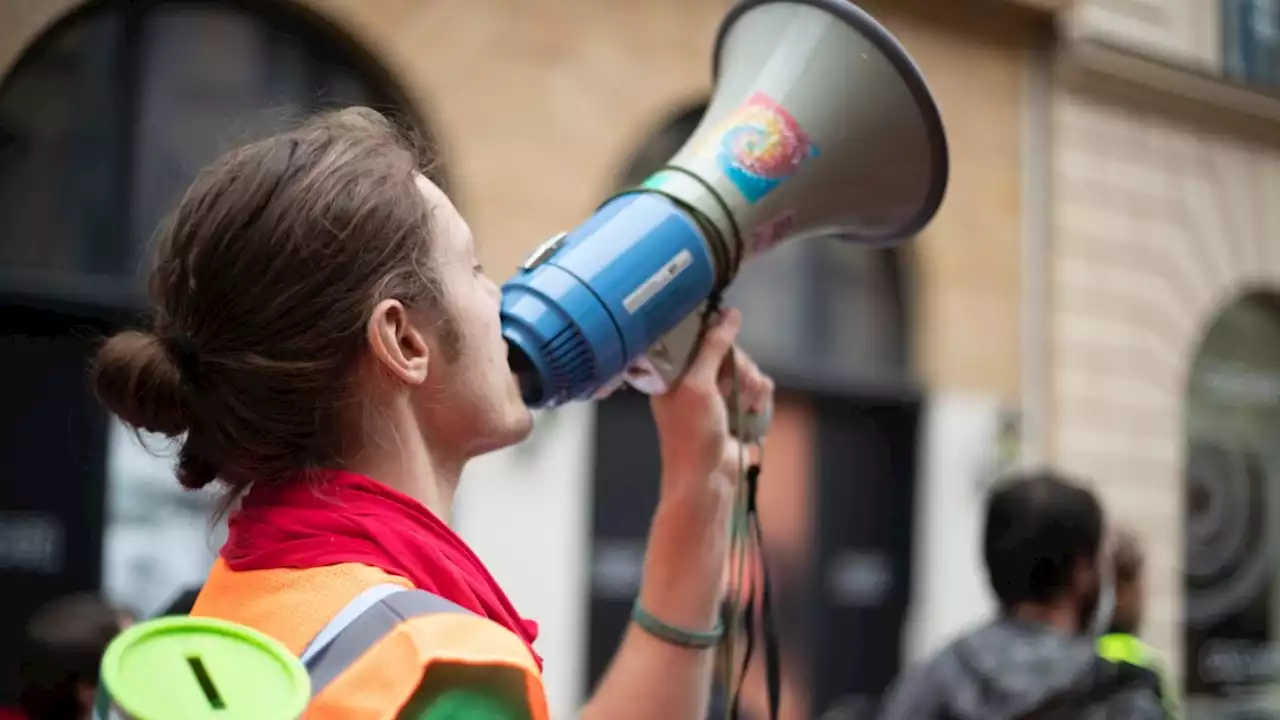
[502,0,948,410]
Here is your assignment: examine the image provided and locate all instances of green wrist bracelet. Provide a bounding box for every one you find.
[631,602,724,649]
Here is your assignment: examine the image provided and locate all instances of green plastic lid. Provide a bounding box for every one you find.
[100,616,310,720]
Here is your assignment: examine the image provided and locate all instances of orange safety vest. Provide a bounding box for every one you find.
[192,559,549,720]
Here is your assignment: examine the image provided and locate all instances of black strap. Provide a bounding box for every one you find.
[728,463,781,720]
[750,465,782,720]
[729,574,755,718]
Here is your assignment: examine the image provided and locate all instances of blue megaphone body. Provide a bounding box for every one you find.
[502,191,719,407]
[501,0,950,409]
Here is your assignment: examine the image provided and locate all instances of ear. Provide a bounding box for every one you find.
[367,298,430,385]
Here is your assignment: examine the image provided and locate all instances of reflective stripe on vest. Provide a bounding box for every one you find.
[300,585,408,666]
[300,584,470,699]
[188,561,548,719]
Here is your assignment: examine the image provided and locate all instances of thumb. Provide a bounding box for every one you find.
[686,308,741,387]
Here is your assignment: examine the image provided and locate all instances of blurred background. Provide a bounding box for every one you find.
[0,0,1278,717]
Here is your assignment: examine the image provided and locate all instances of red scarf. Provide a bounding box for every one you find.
[221,470,541,667]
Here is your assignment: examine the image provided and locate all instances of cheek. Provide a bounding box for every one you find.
[454,303,506,381]
[469,286,505,357]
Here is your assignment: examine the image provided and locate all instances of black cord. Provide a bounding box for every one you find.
[728,464,781,720]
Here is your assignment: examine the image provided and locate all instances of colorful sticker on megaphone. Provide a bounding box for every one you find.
[699,92,819,204]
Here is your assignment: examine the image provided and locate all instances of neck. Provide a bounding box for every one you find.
[346,452,460,522]
[346,403,464,522]
[1009,600,1080,635]
[1108,620,1138,637]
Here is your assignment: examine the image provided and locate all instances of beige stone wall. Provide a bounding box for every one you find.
[837,0,1040,401]
[1049,85,1280,672]
[1065,0,1221,72]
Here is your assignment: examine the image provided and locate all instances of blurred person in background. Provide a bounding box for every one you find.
[1098,530,1177,717]
[878,470,1167,720]
[3,594,132,720]
[90,106,773,720]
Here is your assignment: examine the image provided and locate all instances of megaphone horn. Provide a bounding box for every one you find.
[502,0,948,411]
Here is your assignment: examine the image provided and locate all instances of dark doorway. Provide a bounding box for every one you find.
[0,303,119,701]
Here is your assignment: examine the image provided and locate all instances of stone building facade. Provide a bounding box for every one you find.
[4,0,1276,714]
[1048,1,1280,713]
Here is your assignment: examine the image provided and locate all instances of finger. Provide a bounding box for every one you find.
[718,348,771,411]
[686,308,742,387]
[715,437,749,486]
[749,376,776,415]
[736,401,774,443]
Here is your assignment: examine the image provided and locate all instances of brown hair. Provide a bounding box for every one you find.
[92,107,451,495]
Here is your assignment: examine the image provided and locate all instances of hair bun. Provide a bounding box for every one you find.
[91,330,191,436]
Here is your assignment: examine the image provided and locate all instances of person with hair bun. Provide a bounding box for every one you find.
[91,106,772,720]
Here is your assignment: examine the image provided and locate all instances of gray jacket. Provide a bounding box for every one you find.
[879,618,1168,720]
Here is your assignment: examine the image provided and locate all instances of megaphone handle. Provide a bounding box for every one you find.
[619,310,705,396]
[620,306,773,442]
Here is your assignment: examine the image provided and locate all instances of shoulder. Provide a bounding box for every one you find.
[1080,657,1166,720]
[1086,652,1162,695]
[306,591,546,720]
[1089,684,1166,720]
[880,644,961,719]
[193,559,413,656]
[401,611,541,668]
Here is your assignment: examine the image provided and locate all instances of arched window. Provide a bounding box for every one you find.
[0,0,423,618]
[0,0,426,308]
[615,101,909,387]
[1183,292,1280,716]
